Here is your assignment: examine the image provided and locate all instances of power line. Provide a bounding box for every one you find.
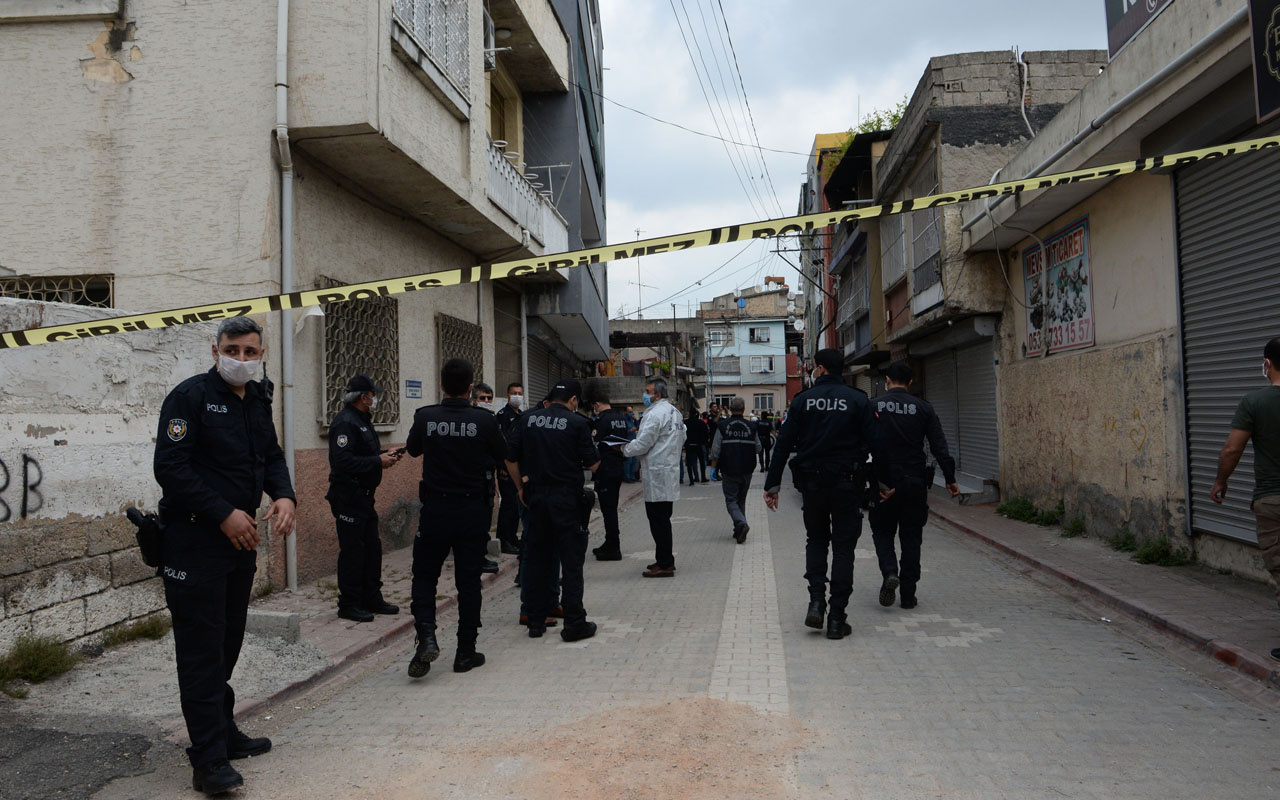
[626,241,756,317]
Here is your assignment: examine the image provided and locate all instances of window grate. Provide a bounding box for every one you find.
[393,0,470,93]
[436,312,484,381]
[0,274,113,308]
[321,276,400,426]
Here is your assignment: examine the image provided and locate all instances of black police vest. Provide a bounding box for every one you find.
[716,417,758,475]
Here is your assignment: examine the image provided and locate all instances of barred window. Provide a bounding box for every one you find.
[321,277,400,426]
[437,313,484,379]
[909,154,941,294]
[709,356,740,375]
[393,0,470,92]
[0,274,113,308]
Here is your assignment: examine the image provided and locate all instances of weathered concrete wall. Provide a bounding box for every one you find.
[0,298,228,650]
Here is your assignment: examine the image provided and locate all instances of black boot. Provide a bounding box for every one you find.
[826,614,852,640]
[878,574,900,608]
[453,649,486,672]
[804,598,826,629]
[407,625,440,678]
[227,729,272,759]
[192,760,243,795]
[593,540,622,561]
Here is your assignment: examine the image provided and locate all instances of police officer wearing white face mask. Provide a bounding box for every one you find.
[494,382,526,557]
[327,374,402,623]
[153,317,295,795]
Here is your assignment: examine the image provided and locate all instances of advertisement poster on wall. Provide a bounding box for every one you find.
[1023,217,1094,357]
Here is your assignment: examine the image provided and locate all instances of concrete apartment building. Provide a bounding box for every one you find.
[593,316,705,413]
[0,0,607,646]
[700,282,802,415]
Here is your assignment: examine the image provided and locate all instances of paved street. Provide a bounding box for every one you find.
[97,481,1277,799]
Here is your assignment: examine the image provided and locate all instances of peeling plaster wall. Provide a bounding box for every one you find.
[0,298,219,650]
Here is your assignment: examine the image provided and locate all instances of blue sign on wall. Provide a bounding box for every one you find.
[405,379,422,399]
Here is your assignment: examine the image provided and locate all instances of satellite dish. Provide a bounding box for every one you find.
[792,319,806,332]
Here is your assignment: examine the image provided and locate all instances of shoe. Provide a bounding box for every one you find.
[407,630,440,678]
[500,540,520,555]
[192,760,243,795]
[594,548,622,561]
[513,573,521,587]
[734,523,749,544]
[804,599,826,629]
[338,606,374,623]
[518,613,558,627]
[561,621,598,642]
[481,559,500,574]
[453,651,486,673]
[642,566,675,578]
[1271,647,1280,663]
[527,624,546,638]
[369,600,400,615]
[900,593,918,610]
[548,605,564,618]
[227,731,271,760]
[878,575,900,608]
[826,616,852,640]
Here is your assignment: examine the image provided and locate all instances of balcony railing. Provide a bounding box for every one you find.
[488,141,567,249]
[392,0,469,94]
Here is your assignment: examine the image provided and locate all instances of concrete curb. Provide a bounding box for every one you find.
[930,507,1280,692]
[228,482,649,724]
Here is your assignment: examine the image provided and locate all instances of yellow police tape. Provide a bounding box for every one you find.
[4,134,1278,349]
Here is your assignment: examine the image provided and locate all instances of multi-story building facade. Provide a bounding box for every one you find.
[0,0,607,598]
[700,284,798,415]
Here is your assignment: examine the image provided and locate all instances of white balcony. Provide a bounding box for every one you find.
[488,140,567,251]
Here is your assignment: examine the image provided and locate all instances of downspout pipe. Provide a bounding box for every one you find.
[276,0,298,592]
[961,5,1249,235]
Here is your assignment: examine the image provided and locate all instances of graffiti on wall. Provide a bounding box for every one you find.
[0,454,44,522]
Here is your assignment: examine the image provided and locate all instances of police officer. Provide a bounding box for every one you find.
[153,317,294,795]
[403,359,508,678]
[327,374,402,623]
[470,382,502,574]
[763,348,881,640]
[504,378,601,641]
[590,391,630,560]
[710,397,761,543]
[494,382,525,555]
[870,361,959,610]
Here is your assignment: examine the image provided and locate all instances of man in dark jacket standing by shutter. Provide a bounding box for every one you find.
[153,317,295,795]
[870,362,959,611]
[327,374,402,623]
[685,409,710,484]
[590,392,631,560]
[710,397,761,543]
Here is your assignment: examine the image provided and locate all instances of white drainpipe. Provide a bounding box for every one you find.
[275,0,298,592]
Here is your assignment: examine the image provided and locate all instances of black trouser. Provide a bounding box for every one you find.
[411,495,489,649]
[331,500,383,611]
[799,476,863,616]
[164,561,256,769]
[646,501,675,568]
[686,445,707,483]
[496,474,523,548]
[595,472,623,546]
[870,482,930,594]
[759,441,772,470]
[527,487,589,626]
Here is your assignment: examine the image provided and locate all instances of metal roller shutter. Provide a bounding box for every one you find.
[527,337,552,405]
[1177,124,1280,543]
[955,341,999,480]
[922,351,960,469]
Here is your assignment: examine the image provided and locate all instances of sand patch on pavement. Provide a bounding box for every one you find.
[388,697,807,800]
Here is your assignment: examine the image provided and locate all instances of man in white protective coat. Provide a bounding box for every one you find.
[620,377,687,577]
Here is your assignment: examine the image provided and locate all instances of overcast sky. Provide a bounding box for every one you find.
[597,0,1109,320]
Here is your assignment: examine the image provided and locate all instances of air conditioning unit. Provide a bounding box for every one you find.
[483,12,497,71]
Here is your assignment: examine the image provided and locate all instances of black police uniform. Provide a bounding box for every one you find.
[592,407,631,555]
[494,403,524,550]
[764,374,882,628]
[405,398,508,653]
[710,414,760,540]
[506,403,600,631]
[685,415,710,483]
[154,367,295,770]
[869,386,956,604]
[326,404,389,615]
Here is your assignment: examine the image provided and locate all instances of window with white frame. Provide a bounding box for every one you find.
[712,394,736,408]
[709,356,740,375]
[706,326,728,346]
[753,393,774,411]
[749,355,774,373]
[748,326,770,343]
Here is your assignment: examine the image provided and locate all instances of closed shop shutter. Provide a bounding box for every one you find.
[955,341,999,480]
[493,286,523,396]
[922,351,960,470]
[527,337,552,405]
[1176,124,1280,543]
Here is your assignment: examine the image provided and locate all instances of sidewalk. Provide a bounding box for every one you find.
[927,487,1280,691]
[229,482,647,721]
